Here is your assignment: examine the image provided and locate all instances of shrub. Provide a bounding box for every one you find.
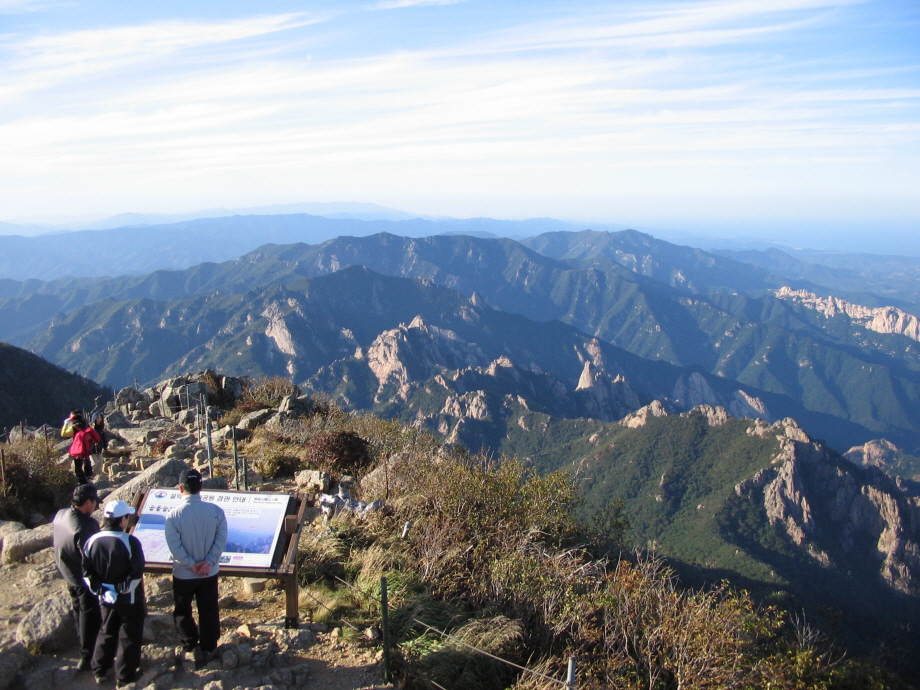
[242,376,300,409]
[251,453,302,479]
[305,430,372,477]
[0,437,73,522]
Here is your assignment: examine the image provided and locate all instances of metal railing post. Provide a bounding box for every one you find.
[566,656,576,689]
[381,576,391,683]
[205,407,214,478]
[232,430,240,490]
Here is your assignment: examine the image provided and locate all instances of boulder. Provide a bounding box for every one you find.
[27,513,47,527]
[164,444,191,461]
[115,428,156,445]
[220,376,246,401]
[116,387,147,408]
[175,409,197,427]
[0,520,26,550]
[212,426,250,443]
[0,644,28,690]
[202,477,228,490]
[139,417,175,431]
[8,426,36,443]
[278,395,313,414]
[143,613,179,645]
[1,524,53,564]
[294,470,330,493]
[103,410,132,429]
[104,458,192,504]
[15,596,76,651]
[238,409,274,431]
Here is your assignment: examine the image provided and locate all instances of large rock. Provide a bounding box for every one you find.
[212,426,251,443]
[117,427,161,445]
[0,643,28,690]
[1,524,52,564]
[15,596,76,651]
[0,520,25,550]
[279,395,313,415]
[103,410,132,429]
[294,470,330,493]
[238,409,274,431]
[104,458,192,503]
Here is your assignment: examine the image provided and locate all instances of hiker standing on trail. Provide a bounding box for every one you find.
[89,414,108,473]
[62,410,101,484]
[52,483,102,672]
[165,468,228,667]
[82,500,146,688]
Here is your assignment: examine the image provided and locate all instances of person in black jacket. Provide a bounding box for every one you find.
[83,500,147,688]
[52,484,101,671]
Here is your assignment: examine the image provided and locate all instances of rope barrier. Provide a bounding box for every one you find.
[333,574,377,603]
[328,572,571,687]
[298,588,362,633]
[410,618,568,687]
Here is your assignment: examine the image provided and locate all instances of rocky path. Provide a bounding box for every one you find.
[1,552,393,690]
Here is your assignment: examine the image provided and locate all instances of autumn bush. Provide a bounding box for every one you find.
[305,430,371,477]
[0,435,73,522]
[241,376,300,409]
[281,418,912,690]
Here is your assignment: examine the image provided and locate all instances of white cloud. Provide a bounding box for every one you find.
[0,0,915,226]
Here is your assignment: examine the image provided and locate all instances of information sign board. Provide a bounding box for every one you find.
[133,489,290,569]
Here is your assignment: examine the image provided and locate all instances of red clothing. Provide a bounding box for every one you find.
[69,426,101,459]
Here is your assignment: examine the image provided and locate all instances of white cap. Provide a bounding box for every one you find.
[103,500,136,519]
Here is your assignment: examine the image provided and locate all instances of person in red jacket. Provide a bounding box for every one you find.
[66,410,101,485]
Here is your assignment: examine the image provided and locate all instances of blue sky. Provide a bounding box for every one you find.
[0,0,918,247]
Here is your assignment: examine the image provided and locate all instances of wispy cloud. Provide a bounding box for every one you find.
[370,0,463,10]
[0,0,916,226]
[0,13,324,101]
[0,0,53,13]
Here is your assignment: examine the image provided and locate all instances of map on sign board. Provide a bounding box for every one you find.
[133,489,291,569]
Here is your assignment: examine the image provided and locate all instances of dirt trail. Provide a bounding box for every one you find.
[1,553,394,690]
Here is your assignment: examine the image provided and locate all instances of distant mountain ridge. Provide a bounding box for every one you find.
[0,213,584,281]
[8,229,920,464]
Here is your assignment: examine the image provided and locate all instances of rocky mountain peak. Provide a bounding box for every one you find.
[735,424,920,595]
[776,286,920,342]
[619,400,670,428]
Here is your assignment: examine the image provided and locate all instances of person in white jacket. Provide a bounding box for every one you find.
[165,468,227,667]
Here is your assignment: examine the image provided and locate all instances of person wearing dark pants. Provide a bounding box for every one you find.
[63,411,101,485]
[165,469,228,667]
[52,484,102,671]
[83,500,146,688]
[172,573,220,656]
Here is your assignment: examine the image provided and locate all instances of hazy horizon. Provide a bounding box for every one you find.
[1,0,917,252]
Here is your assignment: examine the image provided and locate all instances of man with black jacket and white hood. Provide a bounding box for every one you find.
[83,499,146,687]
[52,483,101,672]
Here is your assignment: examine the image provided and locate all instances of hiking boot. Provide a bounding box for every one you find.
[192,645,207,669]
[77,657,91,672]
[115,671,140,688]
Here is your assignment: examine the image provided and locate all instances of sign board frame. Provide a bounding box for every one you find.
[129,489,310,628]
